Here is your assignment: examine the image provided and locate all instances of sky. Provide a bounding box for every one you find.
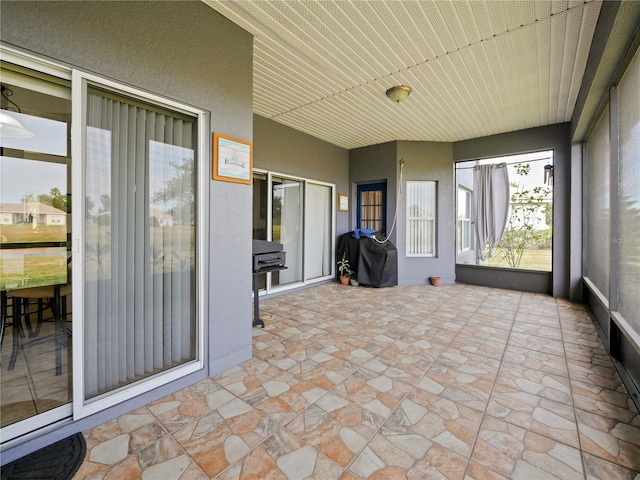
[458,150,554,193]
[0,156,67,204]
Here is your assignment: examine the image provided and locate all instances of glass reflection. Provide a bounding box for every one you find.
[1,68,72,430]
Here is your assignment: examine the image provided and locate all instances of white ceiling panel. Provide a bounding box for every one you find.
[204,0,602,149]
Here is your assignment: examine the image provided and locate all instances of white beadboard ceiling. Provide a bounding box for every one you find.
[204,0,602,150]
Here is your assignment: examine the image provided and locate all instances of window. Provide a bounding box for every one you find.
[457,187,472,252]
[406,181,436,256]
[357,182,386,234]
[455,152,553,271]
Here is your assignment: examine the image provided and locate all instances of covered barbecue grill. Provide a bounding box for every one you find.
[252,239,286,327]
[337,231,398,288]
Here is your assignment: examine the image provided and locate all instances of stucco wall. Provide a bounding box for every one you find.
[397,141,455,285]
[253,114,350,236]
[349,142,398,244]
[1,0,254,457]
[453,123,572,298]
[349,141,456,285]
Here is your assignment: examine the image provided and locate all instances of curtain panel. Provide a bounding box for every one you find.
[473,163,509,260]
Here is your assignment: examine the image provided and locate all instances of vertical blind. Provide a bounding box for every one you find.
[457,188,472,252]
[84,88,196,398]
[406,181,436,256]
[305,183,332,278]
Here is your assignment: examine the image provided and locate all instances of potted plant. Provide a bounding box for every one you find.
[337,252,353,285]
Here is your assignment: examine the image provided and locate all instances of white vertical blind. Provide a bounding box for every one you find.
[84,88,196,398]
[305,183,332,278]
[457,187,472,252]
[406,181,436,256]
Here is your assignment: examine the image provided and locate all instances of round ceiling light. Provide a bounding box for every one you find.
[386,85,412,103]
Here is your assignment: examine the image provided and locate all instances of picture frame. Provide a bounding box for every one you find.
[213,132,253,184]
[338,193,349,212]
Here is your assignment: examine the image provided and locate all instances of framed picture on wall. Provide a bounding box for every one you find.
[213,132,253,184]
[338,193,349,212]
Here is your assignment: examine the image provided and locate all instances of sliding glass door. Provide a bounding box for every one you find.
[73,72,205,417]
[253,171,335,292]
[0,62,72,439]
[1,49,206,440]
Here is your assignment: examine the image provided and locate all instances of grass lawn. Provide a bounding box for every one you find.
[481,247,551,271]
[0,224,66,243]
[0,254,68,290]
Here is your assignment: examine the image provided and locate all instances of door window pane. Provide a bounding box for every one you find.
[271,176,303,286]
[83,87,197,399]
[0,66,72,428]
[358,183,386,233]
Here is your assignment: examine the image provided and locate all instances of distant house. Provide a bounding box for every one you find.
[0,202,66,226]
[149,207,174,227]
[90,208,175,227]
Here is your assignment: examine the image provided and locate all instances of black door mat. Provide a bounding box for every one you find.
[1,432,86,480]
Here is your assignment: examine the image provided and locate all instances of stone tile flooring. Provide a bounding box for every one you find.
[75,283,640,479]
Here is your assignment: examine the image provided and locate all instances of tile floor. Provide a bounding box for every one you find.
[74,283,640,479]
[0,307,72,427]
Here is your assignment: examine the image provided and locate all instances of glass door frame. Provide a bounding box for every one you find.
[0,46,74,444]
[71,70,208,419]
[253,169,336,296]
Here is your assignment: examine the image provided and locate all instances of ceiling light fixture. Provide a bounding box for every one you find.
[0,111,33,139]
[1,85,33,139]
[386,85,412,103]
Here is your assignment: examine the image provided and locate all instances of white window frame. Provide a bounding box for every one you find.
[406,180,437,257]
[71,70,207,419]
[457,186,472,253]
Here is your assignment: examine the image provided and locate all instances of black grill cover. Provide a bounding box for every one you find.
[337,232,398,288]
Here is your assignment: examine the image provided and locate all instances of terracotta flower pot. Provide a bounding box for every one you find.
[340,275,350,285]
[429,276,441,286]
